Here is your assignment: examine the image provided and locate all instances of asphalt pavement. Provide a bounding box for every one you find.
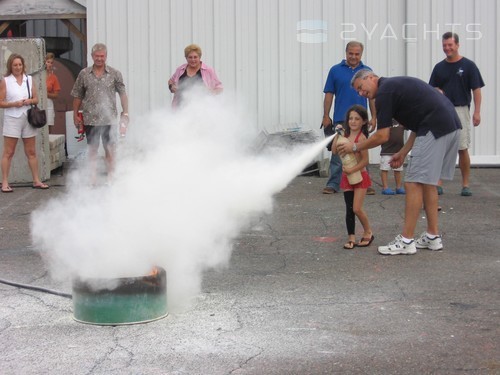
[0,164,499,374]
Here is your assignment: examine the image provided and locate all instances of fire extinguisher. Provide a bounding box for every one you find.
[75,110,85,142]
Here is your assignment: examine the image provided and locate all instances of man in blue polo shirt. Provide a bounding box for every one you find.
[321,41,376,194]
[339,69,461,256]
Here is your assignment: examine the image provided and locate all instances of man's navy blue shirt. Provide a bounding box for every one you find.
[375,76,461,138]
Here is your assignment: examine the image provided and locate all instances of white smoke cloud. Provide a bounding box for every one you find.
[30,90,331,311]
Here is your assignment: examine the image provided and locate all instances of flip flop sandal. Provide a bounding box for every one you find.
[1,186,14,193]
[357,234,375,247]
[343,241,356,250]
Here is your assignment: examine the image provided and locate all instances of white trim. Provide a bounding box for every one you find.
[470,156,500,166]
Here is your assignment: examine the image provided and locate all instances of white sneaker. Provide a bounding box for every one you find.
[378,235,417,255]
[415,232,443,251]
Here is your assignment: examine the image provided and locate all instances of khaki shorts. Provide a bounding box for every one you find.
[2,113,38,138]
[455,106,471,151]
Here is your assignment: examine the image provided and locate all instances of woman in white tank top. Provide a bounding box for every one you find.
[0,53,49,192]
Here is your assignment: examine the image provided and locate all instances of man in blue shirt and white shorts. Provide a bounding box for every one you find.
[429,32,484,197]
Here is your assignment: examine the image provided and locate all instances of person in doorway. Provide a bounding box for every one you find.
[332,105,373,249]
[380,120,406,195]
[168,44,223,108]
[71,43,129,185]
[429,32,484,197]
[45,52,61,127]
[321,41,376,195]
[338,69,461,255]
[0,53,49,192]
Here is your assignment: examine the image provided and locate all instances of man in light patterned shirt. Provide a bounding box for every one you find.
[71,43,129,184]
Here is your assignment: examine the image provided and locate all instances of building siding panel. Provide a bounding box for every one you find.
[77,0,499,164]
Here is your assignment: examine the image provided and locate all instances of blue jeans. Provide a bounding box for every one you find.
[324,121,344,192]
[326,153,342,191]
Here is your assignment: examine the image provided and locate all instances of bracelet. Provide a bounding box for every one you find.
[122,113,129,116]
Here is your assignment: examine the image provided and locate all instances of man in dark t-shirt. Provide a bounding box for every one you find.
[429,32,484,197]
[380,120,405,195]
[337,69,461,256]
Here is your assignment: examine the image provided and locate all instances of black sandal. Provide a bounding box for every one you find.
[343,241,356,250]
[357,234,375,247]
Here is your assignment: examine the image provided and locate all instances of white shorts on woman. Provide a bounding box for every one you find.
[2,113,38,138]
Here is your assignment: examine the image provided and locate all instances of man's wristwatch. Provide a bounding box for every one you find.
[352,143,358,152]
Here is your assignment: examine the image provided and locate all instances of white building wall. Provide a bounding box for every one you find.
[85,0,499,164]
[406,0,498,165]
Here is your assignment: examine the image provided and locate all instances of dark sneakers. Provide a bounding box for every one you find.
[461,187,472,196]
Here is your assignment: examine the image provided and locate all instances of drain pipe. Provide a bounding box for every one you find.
[0,278,72,298]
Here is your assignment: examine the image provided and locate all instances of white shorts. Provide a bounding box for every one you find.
[380,155,403,172]
[455,106,471,151]
[3,113,38,138]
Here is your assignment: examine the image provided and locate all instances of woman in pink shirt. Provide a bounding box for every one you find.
[168,44,223,107]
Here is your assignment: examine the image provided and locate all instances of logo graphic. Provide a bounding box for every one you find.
[456,68,464,76]
[297,20,327,44]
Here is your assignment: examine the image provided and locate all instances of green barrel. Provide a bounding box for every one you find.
[72,267,167,325]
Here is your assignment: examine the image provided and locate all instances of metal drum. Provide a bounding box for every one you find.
[72,267,167,325]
